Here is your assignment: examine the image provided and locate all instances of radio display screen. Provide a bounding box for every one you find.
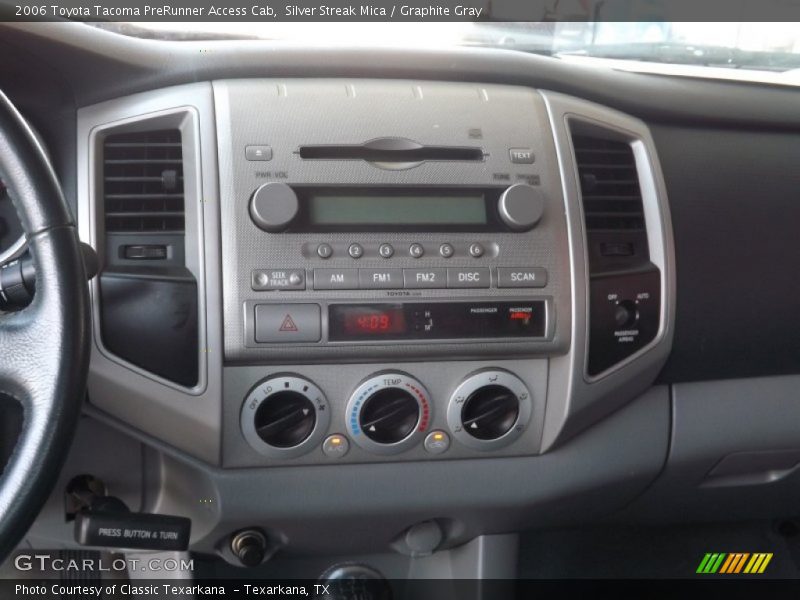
[329,301,547,341]
[307,192,487,226]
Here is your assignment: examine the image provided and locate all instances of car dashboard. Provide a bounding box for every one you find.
[2,22,800,578]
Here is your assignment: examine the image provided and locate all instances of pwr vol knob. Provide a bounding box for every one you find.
[241,375,330,459]
[346,373,432,455]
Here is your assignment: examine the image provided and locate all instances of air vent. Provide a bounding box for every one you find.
[573,135,645,232]
[103,130,184,233]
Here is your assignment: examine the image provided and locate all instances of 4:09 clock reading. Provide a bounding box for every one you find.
[342,307,407,336]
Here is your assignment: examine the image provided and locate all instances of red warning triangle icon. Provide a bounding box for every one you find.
[279,314,298,332]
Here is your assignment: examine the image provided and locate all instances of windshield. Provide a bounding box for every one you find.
[98,22,800,73]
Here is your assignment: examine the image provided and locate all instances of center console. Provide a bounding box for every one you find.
[213,81,572,465]
[74,73,674,557]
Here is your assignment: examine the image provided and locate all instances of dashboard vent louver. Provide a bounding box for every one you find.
[103,130,185,233]
[572,135,645,232]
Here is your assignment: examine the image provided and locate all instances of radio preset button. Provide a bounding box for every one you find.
[439,243,454,258]
[254,304,321,343]
[447,268,490,288]
[403,268,447,289]
[409,243,425,259]
[316,243,333,259]
[468,242,485,258]
[497,267,548,288]
[251,269,306,291]
[378,243,395,259]
[313,268,359,290]
[359,268,404,289]
[348,243,364,259]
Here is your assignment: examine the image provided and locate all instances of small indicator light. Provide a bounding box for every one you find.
[433,433,444,441]
[331,437,342,445]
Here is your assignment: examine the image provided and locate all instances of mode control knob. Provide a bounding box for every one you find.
[347,373,431,455]
[461,385,520,441]
[241,375,330,459]
[498,184,545,231]
[249,182,299,232]
[447,370,532,451]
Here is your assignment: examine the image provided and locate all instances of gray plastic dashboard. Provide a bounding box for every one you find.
[77,77,675,473]
[5,24,800,561]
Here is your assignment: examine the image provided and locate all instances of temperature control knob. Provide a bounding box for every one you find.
[249,182,299,232]
[498,184,545,231]
[347,373,431,455]
[241,375,330,458]
[447,370,532,451]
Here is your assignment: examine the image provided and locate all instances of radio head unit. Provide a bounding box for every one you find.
[214,79,571,362]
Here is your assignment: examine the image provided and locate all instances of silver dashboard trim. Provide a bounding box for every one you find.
[539,90,676,449]
[77,83,224,464]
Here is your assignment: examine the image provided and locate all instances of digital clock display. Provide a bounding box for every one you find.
[341,306,407,336]
[329,301,547,342]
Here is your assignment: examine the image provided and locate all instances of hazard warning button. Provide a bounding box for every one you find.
[254,304,321,343]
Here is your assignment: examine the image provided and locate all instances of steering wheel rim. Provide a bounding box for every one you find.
[0,89,90,561]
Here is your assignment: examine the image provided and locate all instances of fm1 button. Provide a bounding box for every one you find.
[322,434,350,458]
[424,431,450,455]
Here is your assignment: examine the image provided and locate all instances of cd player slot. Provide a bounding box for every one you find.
[298,138,484,163]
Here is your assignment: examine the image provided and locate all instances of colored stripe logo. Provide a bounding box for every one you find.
[697,553,772,574]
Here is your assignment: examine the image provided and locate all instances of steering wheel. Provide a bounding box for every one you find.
[0,89,90,561]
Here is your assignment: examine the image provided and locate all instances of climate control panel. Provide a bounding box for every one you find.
[232,361,543,465]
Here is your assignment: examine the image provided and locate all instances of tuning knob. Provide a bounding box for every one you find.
[241,375,330,458]
[498,184,545,231]
[249,182,299,232]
